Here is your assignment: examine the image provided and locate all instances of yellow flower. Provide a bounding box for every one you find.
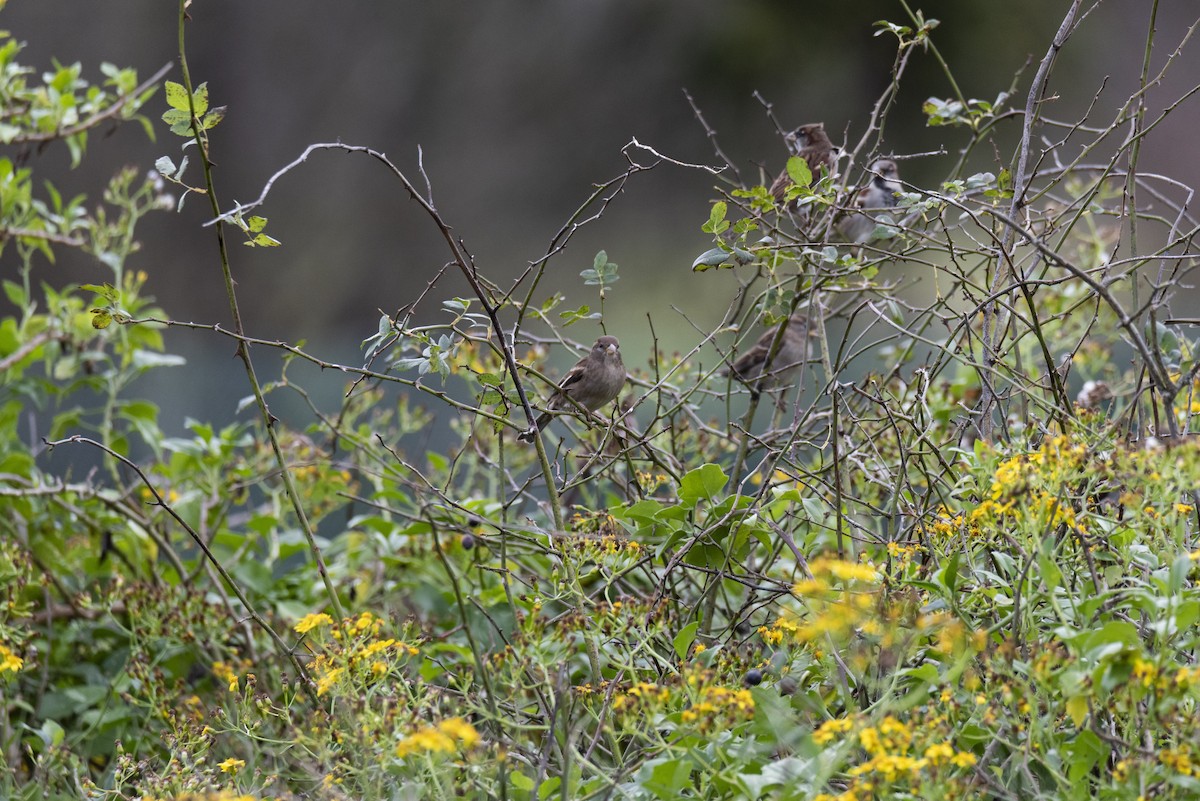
[812,717,855,745]
[951,751,978,768]
[218,757,246,774]
[359,638,397,658]
[438,717,481,749]
[0,644,23,674]
[1132,657,1157,688]
[924,742,954,763]
[294,612,333,634]
[396,717,481,758]
[812,557,880,583]
[317,667,344,696]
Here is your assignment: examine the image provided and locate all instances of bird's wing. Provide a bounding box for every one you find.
[557,363,586,391]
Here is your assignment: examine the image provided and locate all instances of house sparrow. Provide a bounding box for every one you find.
[837,159,902,244]
[1076,380,1112,410]
[768,123,837,209]
[724,315,810,397]
[518,336,626,442]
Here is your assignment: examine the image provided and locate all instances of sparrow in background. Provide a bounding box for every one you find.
[769,123,837,209]
[837,159,902,245]
[724,315,810,398]
[519,336,626,442]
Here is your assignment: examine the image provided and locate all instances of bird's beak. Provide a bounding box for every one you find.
[606,344,618,356]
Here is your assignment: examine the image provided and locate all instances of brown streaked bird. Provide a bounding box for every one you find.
[723,315,811,399]
[768,123,837,209]
[837,158,902,245]
[518,336,626,442]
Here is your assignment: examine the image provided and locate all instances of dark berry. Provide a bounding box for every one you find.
[462,534,476,550]
[744,668,763,687]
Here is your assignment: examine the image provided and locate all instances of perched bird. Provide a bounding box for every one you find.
[768,123,837,209]
[724,315,810,398]
[837,159,902,245]
[518,336,626,442]
[1076,380,1113,410]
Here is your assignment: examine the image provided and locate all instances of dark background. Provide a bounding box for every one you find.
[4,1,1198,433]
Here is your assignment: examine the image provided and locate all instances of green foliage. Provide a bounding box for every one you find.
[580,249,620,298]
[3,4,1200,801]
[922,93,1010,130]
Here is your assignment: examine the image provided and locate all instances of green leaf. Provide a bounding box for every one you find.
[641,758,693,800]
[691,246,753,271]
[1065,729,1108,782]
[537,777,561,800]
[80,283,118,301]
[164,81,190,111]
[161,108,192,135]
[580,250,619,287]
[190,82,209,115]
[559,304,594,324]
[201,106,226,130]
[785,155,812,188]
[678,464,728,506]
[701,201,729,235]
[673,621,699,660]
[1065,694,1088,727]
[2,280,26,308]
[39,719,66,748]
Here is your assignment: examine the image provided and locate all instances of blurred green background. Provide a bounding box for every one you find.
[4,0,1197,433]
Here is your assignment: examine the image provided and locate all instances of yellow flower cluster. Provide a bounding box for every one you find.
[679,684,755,727]
[1127,656,1200,695]
[760,591,874,646]
[612,681,672,711]
[566,511,643,558]
[597,670,756,733]
[885,541,922,565]
[0,643,23,674]
[345,611,383,637]
[922,507,968,540]
[811,714,978,798]
[812,716,855,745]
[316,666,343,696]
[859,716,913,755]
[395,717,481,758]
[294,612,333,634]
[592,534,642,556]
[293,610,420,696]
[968,436,1097,536]
[635,471,673,492]
[1159,746,1195,776]
[813,557,881,583]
